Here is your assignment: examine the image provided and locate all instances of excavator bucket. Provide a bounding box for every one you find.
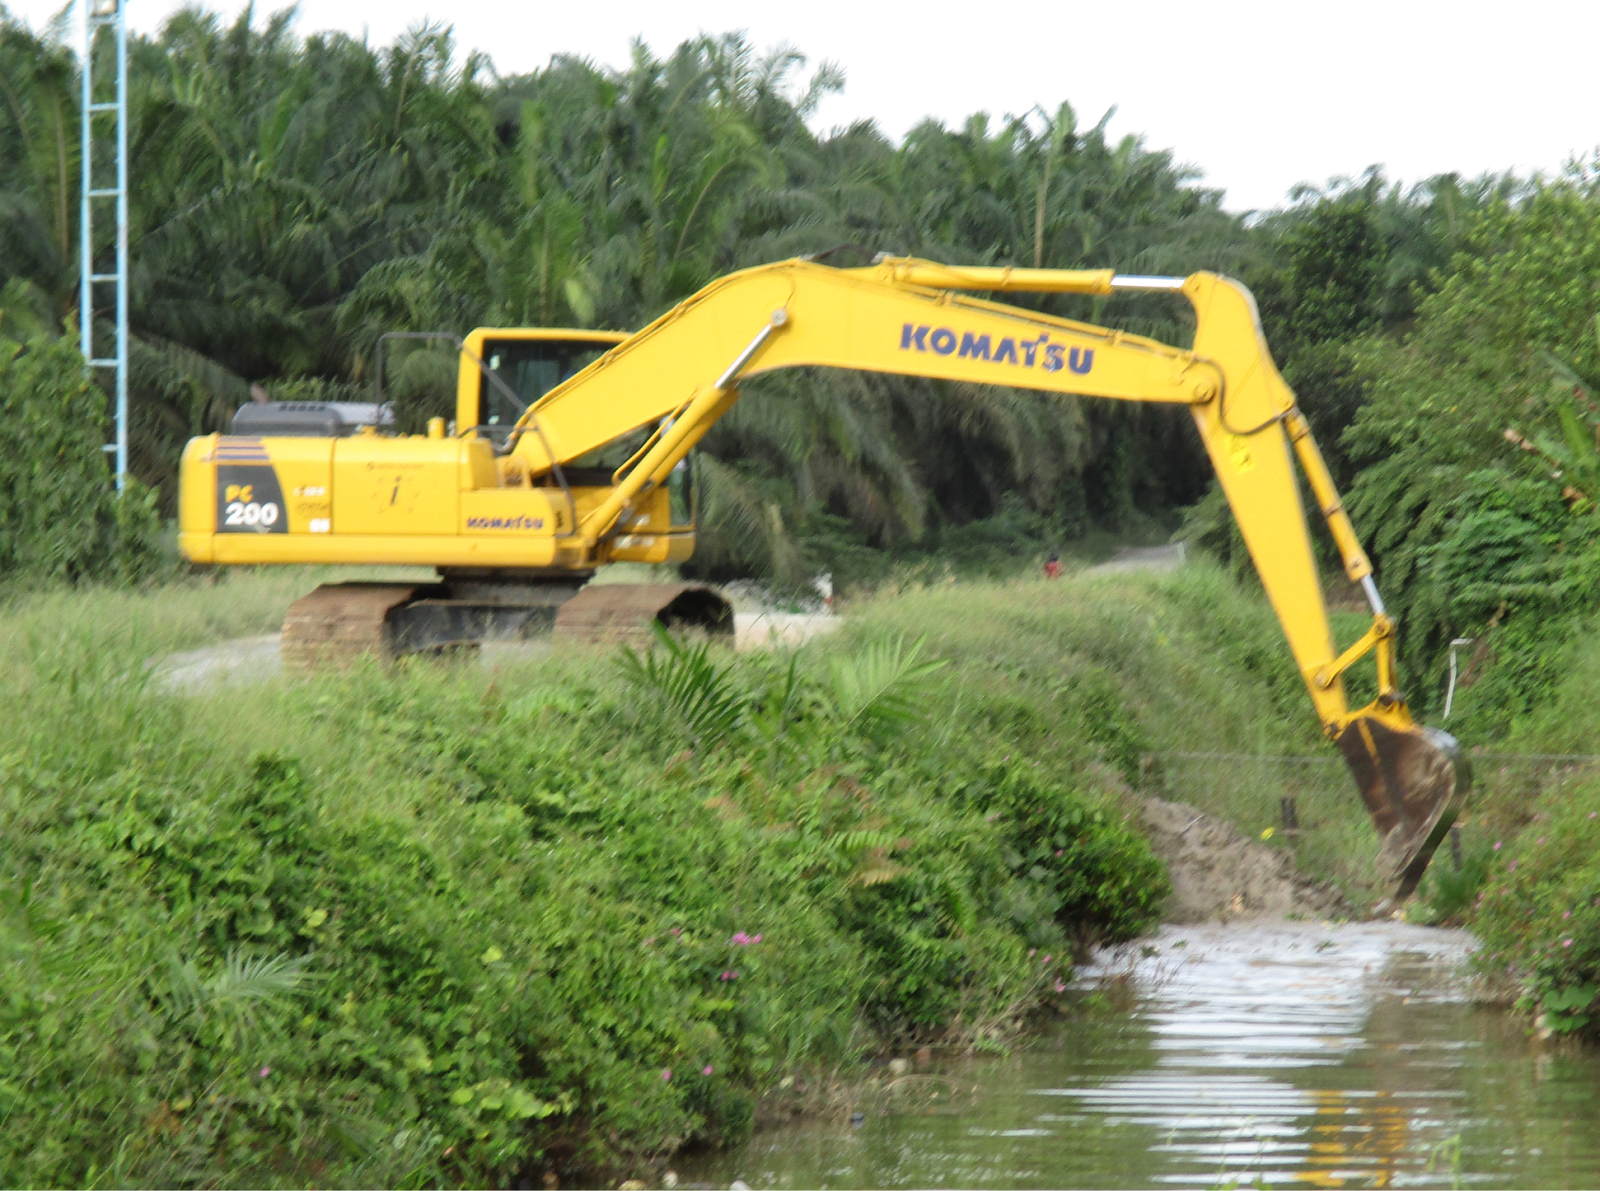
[1334,716,1472,901]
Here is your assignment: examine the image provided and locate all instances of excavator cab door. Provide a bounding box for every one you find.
[471,334,622,448]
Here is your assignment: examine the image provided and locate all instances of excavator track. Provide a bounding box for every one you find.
[281,580,732,670]
[552,583,733,646]
[282,583,430,671]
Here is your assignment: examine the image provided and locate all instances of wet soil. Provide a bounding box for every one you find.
[1139,796,1349,924]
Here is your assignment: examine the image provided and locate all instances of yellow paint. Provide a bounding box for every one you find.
[263,436,334,532]
[332,435,459,535]
[179,437,217,534]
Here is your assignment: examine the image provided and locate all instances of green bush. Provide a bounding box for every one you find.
[1455,606,1600,1033]
[1408,828,1494,927]
[1474,784,1600,1036]
[0,332,163,584]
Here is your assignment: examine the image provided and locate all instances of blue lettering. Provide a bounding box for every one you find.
[958,332,992,361]
[465,514,544,531]
[902,324,1085,371]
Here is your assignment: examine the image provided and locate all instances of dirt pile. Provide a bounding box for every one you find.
[1139,796,1349,923]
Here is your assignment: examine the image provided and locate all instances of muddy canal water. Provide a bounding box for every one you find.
[683,921,1600,1189]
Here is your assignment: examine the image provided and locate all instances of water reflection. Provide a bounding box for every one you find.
[1040,922,1467,1188]
[684,919,1600,1188]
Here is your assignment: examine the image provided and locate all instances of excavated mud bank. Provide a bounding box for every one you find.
[1138,796,1350,923]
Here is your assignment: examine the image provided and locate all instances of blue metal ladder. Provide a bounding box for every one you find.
[79,0,128,489]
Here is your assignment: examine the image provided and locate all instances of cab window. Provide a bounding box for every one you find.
[477,339,610,441]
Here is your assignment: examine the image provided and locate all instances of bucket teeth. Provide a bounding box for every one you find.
[1335,717,1472,901]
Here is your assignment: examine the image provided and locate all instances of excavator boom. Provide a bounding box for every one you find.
[178,256,1469,898]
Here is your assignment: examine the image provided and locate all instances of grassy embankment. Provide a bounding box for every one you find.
[1,559,1360,1187]
[1429,621,1600,1035]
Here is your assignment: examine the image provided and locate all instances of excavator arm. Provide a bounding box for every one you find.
[507,257,1469,897]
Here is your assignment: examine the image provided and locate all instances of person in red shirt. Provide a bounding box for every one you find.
[1043,550,1064,580]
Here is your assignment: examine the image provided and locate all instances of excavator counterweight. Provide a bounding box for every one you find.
[177,256,1468,899]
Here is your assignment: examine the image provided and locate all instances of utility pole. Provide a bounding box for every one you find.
[80,0,129,489]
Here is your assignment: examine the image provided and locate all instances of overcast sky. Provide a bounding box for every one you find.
[12,0,1597,212]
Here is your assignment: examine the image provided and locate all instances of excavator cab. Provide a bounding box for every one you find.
[456,329,626,448]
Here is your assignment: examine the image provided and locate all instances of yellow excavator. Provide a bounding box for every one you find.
[177,256,1468,898]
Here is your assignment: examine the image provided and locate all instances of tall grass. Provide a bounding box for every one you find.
[0,565,431,668]
[1,559,1344,1186]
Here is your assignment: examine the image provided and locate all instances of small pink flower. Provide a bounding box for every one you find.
[258,1066,271,1078]
[1564,911,1572,920]
[669,927,683,937]
[1591,812,1597,820]
[1494,841,1503,851]
[753,934,761,944]
[1510,860,1519,871]
[1054,849,1064,857]
[1042,955,1052,965]
[720,970,740,981]
[1564,939,1575,948]
[1538,837,1546,846]
[703,1065,714,1076]
[1053,980,1066,993]
[1029,949,1037,957]
[662,1068,673,1081]
[732,932,752,946]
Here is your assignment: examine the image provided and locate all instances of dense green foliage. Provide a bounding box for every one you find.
[5,3,1557,606]
[0,322,162,581]
[1178,171,1524,568]
[1415,622,1600,1032]
[1340,172,1600,734]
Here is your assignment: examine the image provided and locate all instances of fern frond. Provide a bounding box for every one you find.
[619,621,744,749]
[209,950,313,1007]
[827,635,948,738]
